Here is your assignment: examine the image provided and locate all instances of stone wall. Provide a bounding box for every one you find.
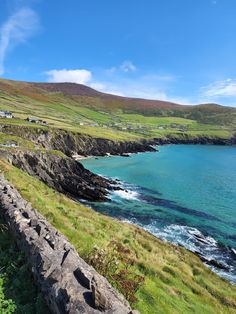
[0,176,135,314]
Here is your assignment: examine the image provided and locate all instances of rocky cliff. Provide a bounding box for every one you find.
[1,125,235,158]
[0,125,157,157]
[154,134,235,145]
[0,176,135,314]
[7,151,115,202]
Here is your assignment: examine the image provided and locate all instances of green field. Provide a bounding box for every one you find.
[0,79,235,141]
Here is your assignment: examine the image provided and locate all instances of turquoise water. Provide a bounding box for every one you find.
[81,145,236,283]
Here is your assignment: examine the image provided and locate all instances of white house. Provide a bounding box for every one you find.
[0,111,13,118]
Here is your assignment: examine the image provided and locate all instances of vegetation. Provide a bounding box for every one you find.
[0,220,50,314]
[0,160,235,313]
[0,78,236,313]
[0,78,235,141]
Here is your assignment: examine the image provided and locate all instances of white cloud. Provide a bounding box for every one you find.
[0,7,39,75]
[45,67,194,105]
[201,79,236,97]
[120,60,136,72]
[107,60,137,74]
[46,69,92,84]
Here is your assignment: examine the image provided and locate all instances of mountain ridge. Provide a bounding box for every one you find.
[1,77,235,110]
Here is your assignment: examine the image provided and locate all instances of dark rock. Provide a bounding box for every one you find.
[198,254,230,271]
[7,151,114,202]
[0,125,157,157]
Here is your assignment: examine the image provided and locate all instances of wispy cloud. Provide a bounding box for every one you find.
[120,60,136,73]
[201,79,236,97]
[0,6,39,75]
[107,60,137,74]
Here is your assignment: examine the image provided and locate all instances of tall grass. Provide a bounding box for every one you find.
[0,160,235,313]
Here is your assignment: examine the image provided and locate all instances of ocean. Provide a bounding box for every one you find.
[81,145,236,284]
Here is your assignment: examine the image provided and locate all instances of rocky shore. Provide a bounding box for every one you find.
[0,125,157,157]
[6,151,116,202]
[0,125,235,204]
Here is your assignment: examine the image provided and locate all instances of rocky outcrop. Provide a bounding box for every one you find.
[1,125,235,159]
[0,125,156,157]
[0,176,134,314]
[49,132,156,157]
[154,134,234,145]
[7,151,115,201]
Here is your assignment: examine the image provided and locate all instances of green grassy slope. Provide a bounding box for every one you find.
[0,160,235,314]
[0,221,50,314]
[0,78,235,141]
[0,78,236,313]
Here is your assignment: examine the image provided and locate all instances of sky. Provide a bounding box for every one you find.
[0,0,236,106]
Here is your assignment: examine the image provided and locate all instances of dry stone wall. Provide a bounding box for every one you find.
[0,176,135,314]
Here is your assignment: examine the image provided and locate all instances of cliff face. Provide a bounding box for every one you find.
[1,126,235,160]
[1,125,235,204]
[7,151,114,201]
[155,134,234,145]
[0,176,134,314]
[0,125,156,157]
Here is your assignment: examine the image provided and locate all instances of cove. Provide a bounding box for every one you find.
[81,145,236,283]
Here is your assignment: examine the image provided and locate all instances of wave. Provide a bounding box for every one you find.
[138,223,236,284]
[88,176,236,284]
[113,189,140,201]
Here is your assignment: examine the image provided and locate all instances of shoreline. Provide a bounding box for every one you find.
[79,146,236,285]
[75,142,236,162]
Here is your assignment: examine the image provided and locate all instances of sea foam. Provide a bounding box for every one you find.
[113,189,139,200]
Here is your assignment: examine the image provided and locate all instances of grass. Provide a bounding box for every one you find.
[0,220,50,314]
[117,113,196,126]
[0,132,36,150]
[0,78,236,313]
[0,79,235,142]
[0,159,236,313]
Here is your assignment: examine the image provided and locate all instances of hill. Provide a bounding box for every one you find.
[0,78,235,142]
[0,78,236,313]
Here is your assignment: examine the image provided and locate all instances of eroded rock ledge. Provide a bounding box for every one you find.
[7,151,115,202]
[0,176,135,314]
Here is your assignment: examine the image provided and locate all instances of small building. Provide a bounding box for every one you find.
[27,117,40,123]
[0,142,18,148]
[0,111,13,118]
[26,117,48,125]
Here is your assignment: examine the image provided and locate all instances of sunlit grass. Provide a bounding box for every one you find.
[0,159,235,313]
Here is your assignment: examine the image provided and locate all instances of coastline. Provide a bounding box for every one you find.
[80,145,236,285]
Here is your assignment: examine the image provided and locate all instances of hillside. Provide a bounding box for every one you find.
[0,78,236,313]
[1,159,236,314]
[0,78,235,142]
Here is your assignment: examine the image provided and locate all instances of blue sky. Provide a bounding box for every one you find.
[0,0,236,106]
